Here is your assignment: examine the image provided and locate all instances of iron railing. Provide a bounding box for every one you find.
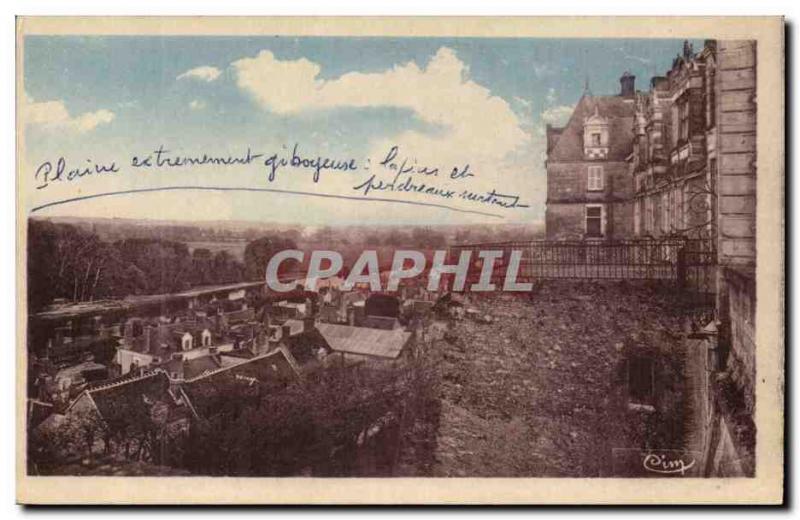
[448,237,716,299]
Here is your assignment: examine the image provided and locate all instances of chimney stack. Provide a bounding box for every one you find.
[620,71,635,98]
[303,316,316,333]
[143,325,152,353]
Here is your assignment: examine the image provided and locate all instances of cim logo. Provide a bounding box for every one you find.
[642,452,697,476]
[611,448,701,477]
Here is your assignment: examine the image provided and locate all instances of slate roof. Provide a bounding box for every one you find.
[157,354,228,381]
[27,399,54,430]
[365,293,401,318]
[181,348,301,417]
[281,319,307,337]
[315,323,411,359]
[283,326,331,366]
[547,94,636,162]
[183,347,300,386]
[122,321,214,359]
[80,371,191,425]
[362,315,401,330]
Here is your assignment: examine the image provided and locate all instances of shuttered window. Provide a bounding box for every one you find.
[587,166,604,191]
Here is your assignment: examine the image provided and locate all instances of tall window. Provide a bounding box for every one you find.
[707,71,716,128]
[585,205,603,237]
[591,133,601,146]
[587,166,604,191]
[634,199,642,236]
[679,101,690,141]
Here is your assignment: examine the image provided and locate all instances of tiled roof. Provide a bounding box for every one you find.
[548,94,636,162]
[315,323,411,359]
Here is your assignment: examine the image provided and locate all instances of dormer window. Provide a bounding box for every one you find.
[583,105,609,159]
[181,332,193,351]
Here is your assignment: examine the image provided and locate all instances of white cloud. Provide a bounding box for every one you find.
[229,47,551,219]
[177,65,222,82]
[189,99,207,110]
[233,47,528,163]
[541,104,575,127]
[22,93,115,133]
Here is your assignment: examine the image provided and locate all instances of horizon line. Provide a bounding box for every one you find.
[29,185,511,220]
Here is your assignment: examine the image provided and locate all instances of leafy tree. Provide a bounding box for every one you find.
[27,219,249,309]
[243,236,298,281]
[383,229,410,247]
[411,227,446,249]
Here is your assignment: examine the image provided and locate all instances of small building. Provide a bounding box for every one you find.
[181,347,301,418]
[65,370,194,453]
[314,322,413,368]
[115,320,222,375]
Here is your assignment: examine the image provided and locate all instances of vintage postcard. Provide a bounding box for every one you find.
[16,17,784,504]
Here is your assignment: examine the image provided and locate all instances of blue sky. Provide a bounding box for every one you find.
[22,36,702,225]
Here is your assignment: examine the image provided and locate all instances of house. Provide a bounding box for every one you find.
[362,315,401,330]
[155,352,240,382]
[115,319,223,375]
[65,370,195,451]
[180,347,301,418]
[360,293,402,329]
[314,322,413,367]
[273,301,308,320]
[545,74,637,240]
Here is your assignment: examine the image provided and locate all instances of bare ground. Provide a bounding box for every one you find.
[429,280,696,477]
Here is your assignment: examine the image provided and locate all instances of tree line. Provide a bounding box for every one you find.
[27,220,299,312]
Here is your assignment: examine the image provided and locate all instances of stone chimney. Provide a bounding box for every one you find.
[303,316,316,333]
[143,325,152,354]
[650,76,668,91]
[620,71,635,98]
[683,40,693,60]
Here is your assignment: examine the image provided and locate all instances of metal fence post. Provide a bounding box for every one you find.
[677,246,687,289]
